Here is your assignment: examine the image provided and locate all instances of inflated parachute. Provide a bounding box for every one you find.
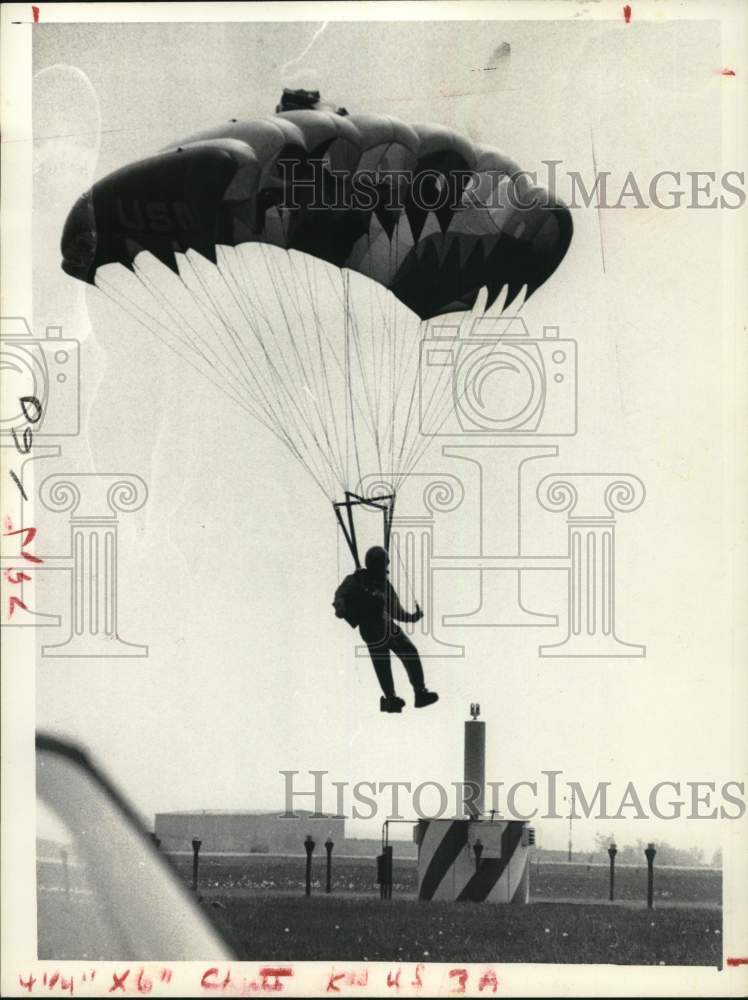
[61,92,572,564]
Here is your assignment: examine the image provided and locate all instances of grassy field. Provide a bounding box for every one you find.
[171,854,722,966]
[36,852,723,965]
[164,853,722,906]
[530,860,721,905]
[205,895,723,966]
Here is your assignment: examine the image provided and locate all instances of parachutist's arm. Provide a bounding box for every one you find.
[386,583,422,623]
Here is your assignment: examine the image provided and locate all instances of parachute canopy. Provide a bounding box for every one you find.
[60,102,573,502]
[61,105,572,320]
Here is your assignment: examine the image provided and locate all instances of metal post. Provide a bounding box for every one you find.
[384,845,393,900]
[473,838,484,873]
[464,704,485,818]
[607,842,617,901]
[304,835,315,897]
[325,837,333,894]
[191,838,202,892]
[567,787,575,861]
[377,854,386,899]
[378,821,387,901]
[645,842,656,909]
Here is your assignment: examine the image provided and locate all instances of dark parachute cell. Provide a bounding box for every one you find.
[61,107,572,321]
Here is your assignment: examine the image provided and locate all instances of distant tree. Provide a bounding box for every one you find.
[686,845,705,866]
[594,831,618,853]
[593,834,708,866]
[711,847,723,868]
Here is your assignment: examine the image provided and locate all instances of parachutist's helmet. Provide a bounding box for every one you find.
[365,546,389,576]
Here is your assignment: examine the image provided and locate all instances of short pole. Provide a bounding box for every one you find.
[384,845,393,900]
[191,838,202,892]
[607,842,617,901]
[150,833,161,850]
[304,835,315,896]
[325,838,333,894]
[645,842,656,909]
[473,838,484,873]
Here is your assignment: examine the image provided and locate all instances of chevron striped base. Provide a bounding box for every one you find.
[414,818,530,903]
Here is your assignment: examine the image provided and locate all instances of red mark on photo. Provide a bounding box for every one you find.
[623,4,632,22]
[449,968,469,993]
[40,972,74,995]
[479,969,500,993]
[109,969,130,992]
[201,968,222,990]
[32,5,39,22]
[200,968,234,991]
[720,68,736,76]
[259,968,293,991]
[326,972,346,993]
[3,525,43,563]
[727,957,748,966]
[8,596,29,617]
[327,969,367,992]
[136,968,153,993]
[386,968,401,990]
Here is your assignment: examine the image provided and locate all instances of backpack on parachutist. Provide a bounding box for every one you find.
[332,570,382,629]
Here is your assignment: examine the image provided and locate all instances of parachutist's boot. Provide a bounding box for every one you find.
[414,689,439,708]
[380,695,405,713]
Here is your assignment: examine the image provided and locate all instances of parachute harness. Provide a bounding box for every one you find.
[333,489,418,610]
[333,491,395,570]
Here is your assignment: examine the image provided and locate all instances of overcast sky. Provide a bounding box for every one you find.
[30,14,740,857]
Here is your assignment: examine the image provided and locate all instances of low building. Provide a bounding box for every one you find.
[154,810,344,854]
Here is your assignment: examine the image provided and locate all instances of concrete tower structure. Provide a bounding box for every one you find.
[414,705,533,903]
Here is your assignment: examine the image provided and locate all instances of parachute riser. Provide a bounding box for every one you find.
[383,493,395,554]
[333,491,396,568]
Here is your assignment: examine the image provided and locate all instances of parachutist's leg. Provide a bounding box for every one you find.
[389,627,425,692]
[367,643,396,698]
[390,627,439,708]
[367,642,406,713]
